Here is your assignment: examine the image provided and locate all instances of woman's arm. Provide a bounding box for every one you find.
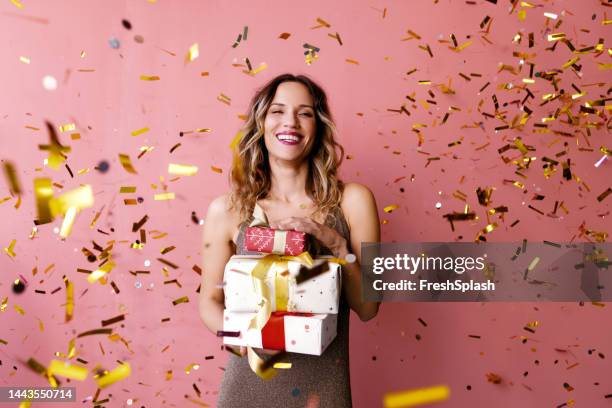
[198,194,234,335]
[337,182,381,321]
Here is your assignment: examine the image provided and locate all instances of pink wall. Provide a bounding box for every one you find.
[1,0,610,407]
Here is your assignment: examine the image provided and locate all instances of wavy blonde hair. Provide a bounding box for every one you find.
[229,74,345,221]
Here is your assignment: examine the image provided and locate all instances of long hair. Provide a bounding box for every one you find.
[229,73,344,221]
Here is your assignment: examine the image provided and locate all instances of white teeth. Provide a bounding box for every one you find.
[277,134,299,142]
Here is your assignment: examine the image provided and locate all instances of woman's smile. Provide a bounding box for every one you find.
[276,131,303,145]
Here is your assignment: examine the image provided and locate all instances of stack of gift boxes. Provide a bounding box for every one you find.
[222,225,341,356]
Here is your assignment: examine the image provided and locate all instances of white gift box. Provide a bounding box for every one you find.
[222,310,337,356]
[223,255,341,314]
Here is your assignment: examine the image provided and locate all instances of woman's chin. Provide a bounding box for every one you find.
[270,153,307,164]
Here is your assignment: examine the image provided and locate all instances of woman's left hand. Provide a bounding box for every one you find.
[269,217,348,258]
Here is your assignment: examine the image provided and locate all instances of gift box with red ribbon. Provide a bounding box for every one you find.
[222,310,337,355]
[244,226,308,256]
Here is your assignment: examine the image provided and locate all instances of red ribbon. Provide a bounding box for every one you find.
[261,312,314,350]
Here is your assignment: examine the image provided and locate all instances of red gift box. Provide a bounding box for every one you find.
[244,226,308,256]
[261,312,313,350]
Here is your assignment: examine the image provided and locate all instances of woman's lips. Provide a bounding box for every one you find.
[276,132,302,145]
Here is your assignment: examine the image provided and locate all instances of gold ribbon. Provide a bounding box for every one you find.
[272,230,287,254]
[245,252,313,379]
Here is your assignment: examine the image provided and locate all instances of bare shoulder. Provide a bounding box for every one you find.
[340,182,378,226]
[341,182,375,203]
[205,194,241,239]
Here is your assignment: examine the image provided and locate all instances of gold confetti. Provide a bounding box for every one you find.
[547,33,566,41]
[131,127,150,136]
[50,184,94,216]
[383,385,450,407]
[160,246,176,255]
[168,163,198,176]
[59,123,76,132]
[476,187,493,206]
[185,363,200,374]
[384,204,399,213]
[64,277,74,322]
[185,43,199,63]
[181,128,212,136]
[39,122,72,170]
[14,304,25,315]
[217,93,231,105]
[243,62,268,76]
[47,360,88,381]
[10,0,24,9]
[140,75,160,81]
[279,32,291,40]
[96,362,131,388]
[118,153,138,174]
[154,192,175,201]
[210,166,223,174]
[172,296,190,305]
[120,186,136,193]
[345,58,360,65]
[58,206,78,239]
[2,161,22,195]
[4,239,16,258]
[19,56,30,64]
[88,262,116,284]
[527,257,540,271]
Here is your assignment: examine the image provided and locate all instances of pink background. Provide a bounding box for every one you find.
[1,0,610,407]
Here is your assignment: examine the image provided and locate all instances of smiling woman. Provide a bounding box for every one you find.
[198,73,380,407]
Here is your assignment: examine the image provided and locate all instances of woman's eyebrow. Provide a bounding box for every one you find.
[270,103,314,109]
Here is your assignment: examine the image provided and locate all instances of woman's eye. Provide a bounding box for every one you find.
[271,111,283,114]
[299,113,313,117]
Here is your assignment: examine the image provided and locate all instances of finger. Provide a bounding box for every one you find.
[240,346,247,356]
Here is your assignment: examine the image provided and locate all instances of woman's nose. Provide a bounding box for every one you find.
[283,113,299,128]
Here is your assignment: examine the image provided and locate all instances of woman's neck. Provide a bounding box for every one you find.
[266,157,310,204]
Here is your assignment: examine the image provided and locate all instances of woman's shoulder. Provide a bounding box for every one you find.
[340,182,377,226]
[341,182,375,205]
[207,193,233,214]
[205,193,242,231]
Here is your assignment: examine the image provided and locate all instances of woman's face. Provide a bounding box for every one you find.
[263,81,317,163]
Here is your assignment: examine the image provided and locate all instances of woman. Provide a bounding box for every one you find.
[199,73,380,407]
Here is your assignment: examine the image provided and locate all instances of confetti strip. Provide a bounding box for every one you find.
[47,360,88,381]
[217,93,231,105]
[154,192,175,201]
[168,163,198,176]
[39,122,72,170]
[4,239,16,258]
[87,262,116,284]
[96,362,131,388]
[383,385,450,407]
[49,184,94,216]
[384,204,399,213]
[2,161,22,195]
[172,296,189,305]
[140,75,160,81]
[131,127,149,136]
[118,153,138,174]
[185,42,199,63]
